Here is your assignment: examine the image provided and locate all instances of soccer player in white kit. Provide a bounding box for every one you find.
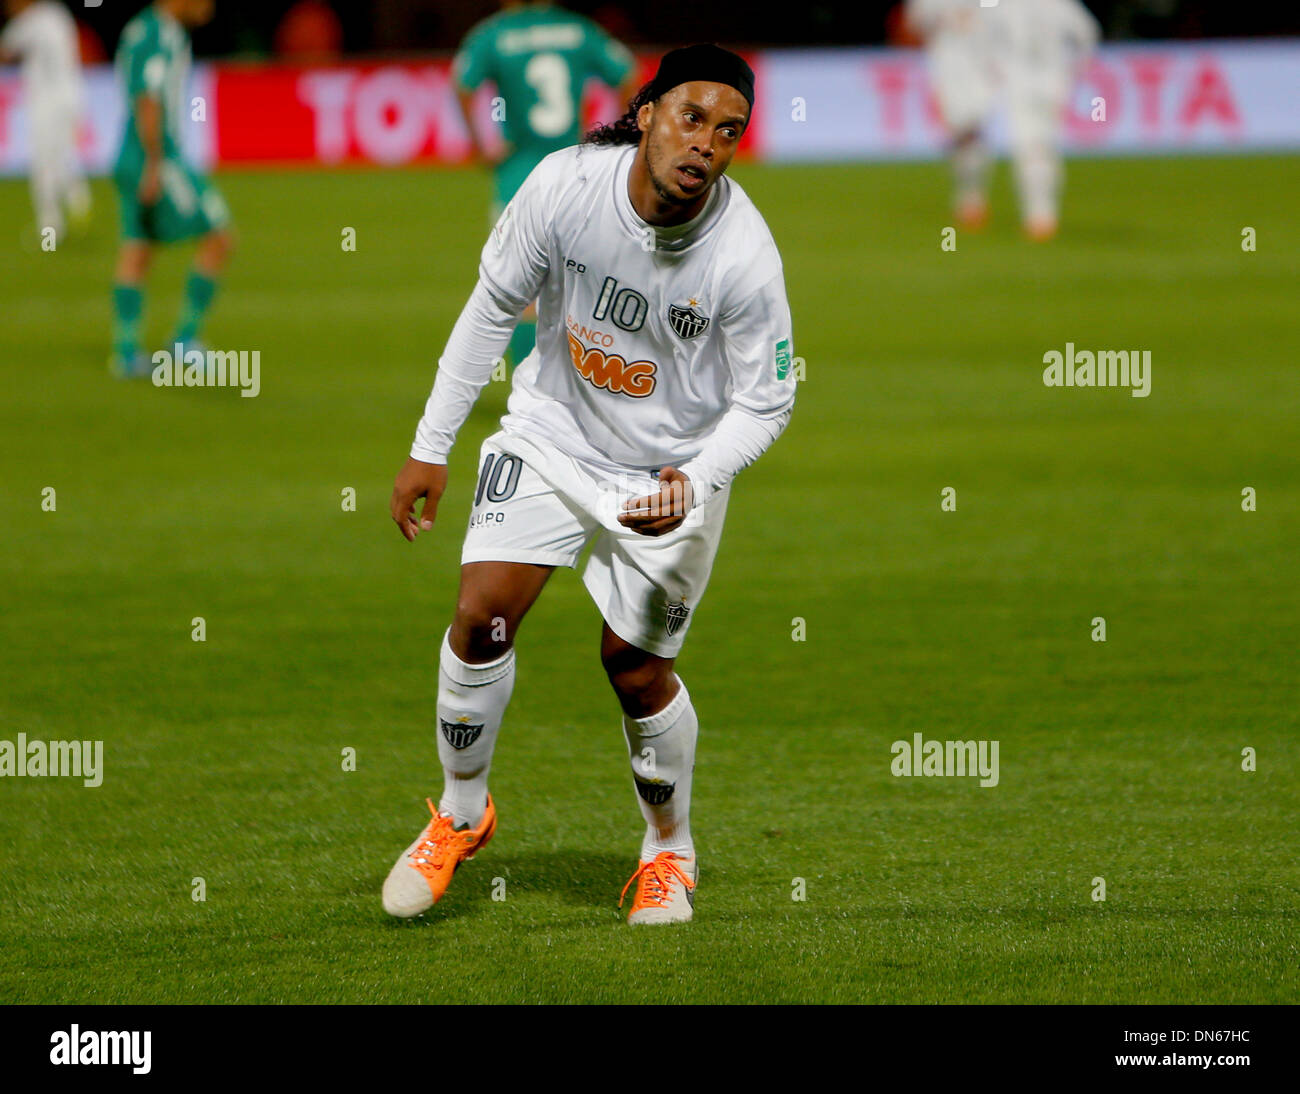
[907,0,1099,239]
[382,44,796,925]
[0,0,90,241]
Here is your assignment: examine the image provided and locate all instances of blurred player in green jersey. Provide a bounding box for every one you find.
[109,0,234,379]
[453,0,637,367]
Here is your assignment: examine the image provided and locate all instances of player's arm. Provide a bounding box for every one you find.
[589,22,639,109]
[135,94,164,204]
[451,29,502,168]
[619,263,797,536]
[126,35,168,204]
[391,160,556,541]
[455,85,504,168]
[1059,0,1102,68]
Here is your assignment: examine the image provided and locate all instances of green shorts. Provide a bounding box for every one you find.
[115,158,230,243]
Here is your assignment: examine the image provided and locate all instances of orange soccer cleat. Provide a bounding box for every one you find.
[619,850,697,925]
[1024,215,1059,242]
[381,795,497,918]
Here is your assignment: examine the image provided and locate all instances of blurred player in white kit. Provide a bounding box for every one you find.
[907,0,1099,239]
[0,0,91,241]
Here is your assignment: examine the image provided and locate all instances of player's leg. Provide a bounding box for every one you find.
[437,559,555,826]
[28,107,64,240]
[511,301,538,367]
[1009,74,1066,240]
[950,127,992,230]
[167,166,235,352]
[382,560,554,919]
[110,238,154,377]
[930,41,994,229]
[383,438,592,918]
[493,162,536,367]
[601,622,698,837]
[172,223,235,352]
[603,625,701,925]
[57,103,92,232]
[585,478,732,924]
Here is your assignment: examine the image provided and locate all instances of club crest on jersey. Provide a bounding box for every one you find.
[664,598,691,637]
[668,302,710,340]
[440,717,485,751]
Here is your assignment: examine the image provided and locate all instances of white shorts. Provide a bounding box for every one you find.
[928,38,999,134]
[460,429,731,658]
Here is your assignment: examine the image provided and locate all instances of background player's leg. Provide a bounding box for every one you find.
[437,560,554,826]
[174,226,235,349]
[509,301,537,368]
[951,128,992,230]
[601,623,696,860]
[1013,140,1062,240]
[28,116,63,240]
[1009,79,1066,240]
[58,108,92,233]
[111,241,153,371]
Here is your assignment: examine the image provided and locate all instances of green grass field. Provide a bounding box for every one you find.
[1,156,1296,1004]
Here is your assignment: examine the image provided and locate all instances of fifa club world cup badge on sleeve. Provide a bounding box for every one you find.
[775,338,792,381]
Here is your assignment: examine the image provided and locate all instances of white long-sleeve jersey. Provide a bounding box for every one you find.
[989,0,1101,73]
[411,142,797,507]
[906,0,986,38]
[1,0,83,113]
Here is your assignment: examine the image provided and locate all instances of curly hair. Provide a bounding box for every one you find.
[582,81,657,146]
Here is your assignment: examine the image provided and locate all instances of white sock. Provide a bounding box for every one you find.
[622,676,697,861]
[952,135,991,212]
[1014,143,1062,227]
[436,627,514,827]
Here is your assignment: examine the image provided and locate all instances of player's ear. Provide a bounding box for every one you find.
[637,101,654,134]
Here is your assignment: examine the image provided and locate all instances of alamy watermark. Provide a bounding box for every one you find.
[1043,343,1151,398]
[0,734,103,787]
[50,1025,150,1074]
[891,733,999,788]
[152,344,261,397]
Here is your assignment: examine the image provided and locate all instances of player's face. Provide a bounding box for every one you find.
[639,82,750,207]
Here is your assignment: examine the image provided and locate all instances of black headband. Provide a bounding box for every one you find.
[647,44,755,112]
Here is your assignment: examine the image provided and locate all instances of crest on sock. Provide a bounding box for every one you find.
[440,717,485,750]
[634,777,676,805]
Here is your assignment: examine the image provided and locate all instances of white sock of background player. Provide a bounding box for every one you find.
[1014,142,1063,230]
[951,131,991,217]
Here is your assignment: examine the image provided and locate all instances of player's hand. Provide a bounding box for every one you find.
[138,161,162,205]
[391,457,448,542]
[618,467,694,537]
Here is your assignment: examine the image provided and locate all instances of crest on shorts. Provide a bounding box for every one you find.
[440,717,485,750]
[668,301,710,340]
[664,598,691,637]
